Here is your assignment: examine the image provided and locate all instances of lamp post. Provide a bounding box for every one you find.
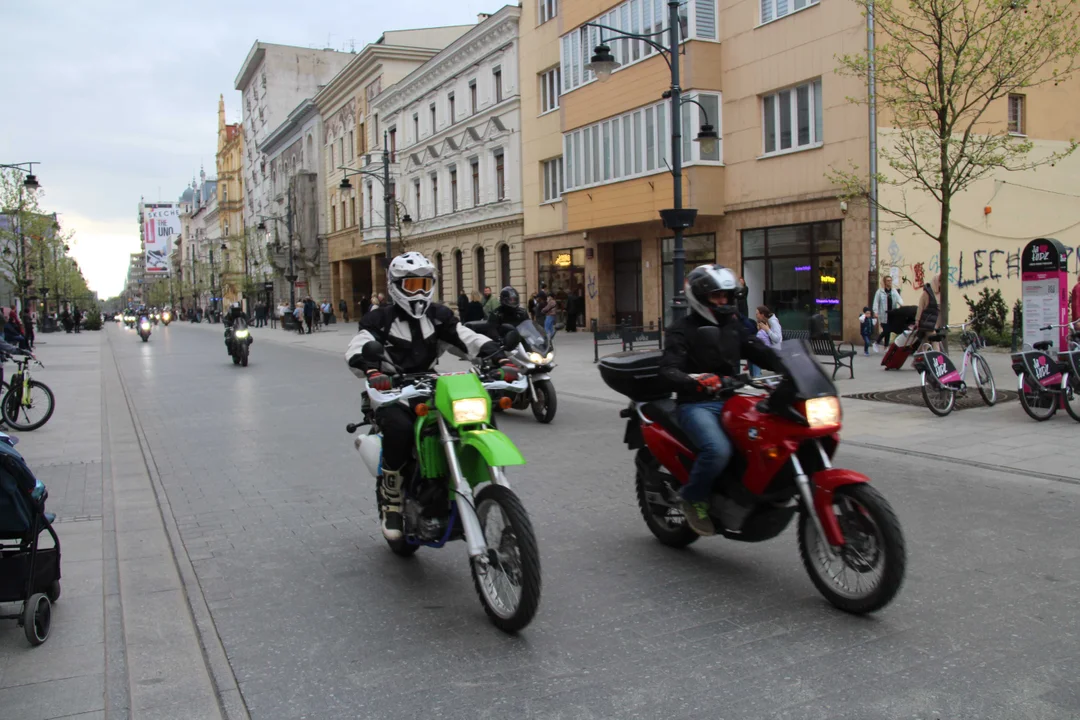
[582,4,718,321]
[338,131,412,282]
[208,245,217,319]
[257,182,299,307]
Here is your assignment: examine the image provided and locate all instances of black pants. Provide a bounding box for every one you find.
[877,329,892,347]
[376,404,415,472]
[305,317,313,334]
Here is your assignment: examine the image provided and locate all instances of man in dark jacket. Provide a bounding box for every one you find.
[487,286,529,331]
[303,297,316,334]
[659,264,778,536]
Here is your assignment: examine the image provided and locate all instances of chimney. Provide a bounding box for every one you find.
[478,13,490,22]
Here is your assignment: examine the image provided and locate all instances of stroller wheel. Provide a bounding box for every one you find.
[23,593,51,646]
[47,580,60,603]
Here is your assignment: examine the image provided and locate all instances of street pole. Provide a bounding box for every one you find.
[38,239,47,326]
[286,184,296,307]
[667,0,686,321]
[209,247,216,319]
[383,132,392,274]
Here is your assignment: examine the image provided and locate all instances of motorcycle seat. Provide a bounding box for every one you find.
[641,399,699,451]
[1033,341,1053,351]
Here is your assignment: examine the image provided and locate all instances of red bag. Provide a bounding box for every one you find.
[881,341,915,370]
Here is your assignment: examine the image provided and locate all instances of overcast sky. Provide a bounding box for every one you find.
[0,0,498,298]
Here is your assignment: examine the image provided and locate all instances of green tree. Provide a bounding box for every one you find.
[829,0,1080,327]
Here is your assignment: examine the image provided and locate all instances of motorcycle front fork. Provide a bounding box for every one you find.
[435,414,511,559]
[792,442,838,559]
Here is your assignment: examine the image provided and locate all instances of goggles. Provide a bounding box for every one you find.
[400,276,434,294]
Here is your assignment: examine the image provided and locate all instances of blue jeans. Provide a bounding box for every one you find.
[676,400,733,503]
[544,315,555,335]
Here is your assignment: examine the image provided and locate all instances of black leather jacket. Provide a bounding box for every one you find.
[487,305,529,329]
[659,312,779,404]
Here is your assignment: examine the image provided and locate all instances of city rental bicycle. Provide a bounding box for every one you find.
[2,355,55,431]
[1010,319,1080,422]
[912,321,998,417]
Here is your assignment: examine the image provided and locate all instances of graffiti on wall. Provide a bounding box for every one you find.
[586,273,598,299]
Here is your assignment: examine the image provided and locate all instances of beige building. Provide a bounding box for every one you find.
[520,0,870,338]
[312,24,475,315]
[216,95,247,306]
[364,7,524,307]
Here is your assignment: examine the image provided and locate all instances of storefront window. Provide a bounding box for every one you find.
[661,234,716,327]
[537,248,586,309]
[740,221,843,335]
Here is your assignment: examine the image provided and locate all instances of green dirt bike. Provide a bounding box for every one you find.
[347,339,541,633]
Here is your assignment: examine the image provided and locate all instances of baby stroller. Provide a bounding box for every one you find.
[0,432,60,645]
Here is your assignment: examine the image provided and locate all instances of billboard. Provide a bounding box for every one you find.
[143,203,180,274]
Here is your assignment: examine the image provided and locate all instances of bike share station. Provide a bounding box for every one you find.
[1021,237,1070,352]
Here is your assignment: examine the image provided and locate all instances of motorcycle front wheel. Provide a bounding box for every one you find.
[1018,373,1057,421]
[470,484,541,633]
[530,379,557,423]
[798,484,906,614]
[240,345,249,367]
[920,372,955,417]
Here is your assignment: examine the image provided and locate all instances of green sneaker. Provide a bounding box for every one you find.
[678,498,715,536]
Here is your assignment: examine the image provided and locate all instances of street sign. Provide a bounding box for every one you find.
[296,281,308,289]
[263,281,274,291]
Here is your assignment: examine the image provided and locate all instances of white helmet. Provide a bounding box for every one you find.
[685,264,738,325]
[387,251,437,319]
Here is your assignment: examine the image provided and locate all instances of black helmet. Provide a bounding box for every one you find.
[686,264,738,324]
[499,286,520,309]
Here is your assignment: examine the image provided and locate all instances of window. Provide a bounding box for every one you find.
[414,180,421,220]
[454,249,464,295]
[494,68,503,103]
[350,197,356,227]
[388,127,397,162]
[741,221,843,335]
[469,80,478,114]
[471,159,480,206]
[330,144,335,168]
[430,103,437,134]
[339,138,344,165]
[563,94,721,191]
[499,244,512,286]
[448,93,456,124]
[431,173,439,216]
[543,157,564,202]
[1009,94,1026,134]
[332,206,337,233]
[413,113,420,142]
[495,151,506,201]
[762,79,822,155]
[374,114,379,140]
[450,167,458,211]
[434,252,445,301]
[475,247,486,291]
[223,184,228,201]
[761,0,818,24]
[367,183,373,225]
[540,67,561,114]
[342,200,347,228]
[348,131,354,160]
[539,0,558,24]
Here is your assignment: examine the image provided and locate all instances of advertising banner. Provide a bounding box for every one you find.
[144,204,180,274]
[1020,237,1069,351]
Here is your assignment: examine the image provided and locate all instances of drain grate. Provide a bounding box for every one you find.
[843,386,1019,411]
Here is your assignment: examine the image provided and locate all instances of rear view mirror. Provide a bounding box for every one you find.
[361,341,387,363]
[503,330,522,351]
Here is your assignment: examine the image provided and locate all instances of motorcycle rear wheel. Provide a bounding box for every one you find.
[1018,373,1057,421]
[470,484,541,633]
[920,373,955,417]
[635,449,698,548]
[798,484,906,614]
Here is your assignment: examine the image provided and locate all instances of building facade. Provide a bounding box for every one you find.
[519,0,871,339]
[216,95,251,307]
[313,24,475,314]
[234,43,355,309]
[365,7,524,306]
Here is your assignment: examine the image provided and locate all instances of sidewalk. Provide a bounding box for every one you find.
[0,330,240,720]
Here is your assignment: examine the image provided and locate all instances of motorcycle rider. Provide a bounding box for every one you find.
[487,286,529,335]
[223,302,249,353]
[345,252,513,540]
[658,264,779,536]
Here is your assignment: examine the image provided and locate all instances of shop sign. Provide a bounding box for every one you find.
[554,253,572,267]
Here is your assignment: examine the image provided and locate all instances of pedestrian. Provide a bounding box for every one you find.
[464,292,486,323]
[735,277,750,319]
[359,294,371,316]
[293,302,305,335]
[756,305,782,349]
[303,297,316,334]
[339,298,349,323]
[73,306,82,333]
[322,299,333,327]
[917,273,942,349]
[565,289,580,332]
[750,316,772,378]
[860,307,875,356]
[482,286,499,318]
[3,309,28,351]
[457,291,469,318]
[528,291,540,322]
[20,308,34,350]
[541,292,558,336]
[370,293,383,312]
[872,275,903,352]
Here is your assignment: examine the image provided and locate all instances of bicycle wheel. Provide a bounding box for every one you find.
[1064,378,1080,423]
[1018,373,1057,422]
[2,380,55,431]
[920,372,955,417]
[973,354,997,406]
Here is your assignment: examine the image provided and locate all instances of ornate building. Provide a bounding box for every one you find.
[216,95,250,307]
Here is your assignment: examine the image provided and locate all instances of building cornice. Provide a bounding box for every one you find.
[235,42,267,91]
[313,44,442,113]
[374,7,520,116]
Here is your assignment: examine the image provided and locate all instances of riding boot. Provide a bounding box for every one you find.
[378,469,405,540]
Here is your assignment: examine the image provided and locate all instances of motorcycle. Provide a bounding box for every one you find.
[346,338,541,632]
[226,318,252,367]
[161,311,172,326]
[598,330,906,614]
[137,317,152,343]
[470,320,562,423]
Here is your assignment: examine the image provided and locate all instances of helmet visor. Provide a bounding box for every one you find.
[708,289,732,306]
[400,277,434,294]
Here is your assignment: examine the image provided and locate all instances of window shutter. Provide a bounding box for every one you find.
[695,0,717,39]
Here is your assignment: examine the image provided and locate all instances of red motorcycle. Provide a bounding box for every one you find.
[598,332,906,614]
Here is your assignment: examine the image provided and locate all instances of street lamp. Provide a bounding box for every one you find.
[583,3,719,320]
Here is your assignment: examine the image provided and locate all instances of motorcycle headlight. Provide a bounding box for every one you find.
[527,352,544,364]
[140,322,150,330]
[545,351,555,362]
[803,397,841,429]
[234,329,249,338]
[452,397,488,424]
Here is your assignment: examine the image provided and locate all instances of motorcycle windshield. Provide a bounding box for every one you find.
[516,320,551,354]
[234,318,249,331]
[773,340,837,399]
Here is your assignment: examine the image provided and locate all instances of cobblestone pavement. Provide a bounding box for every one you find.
[104,322,1079,720]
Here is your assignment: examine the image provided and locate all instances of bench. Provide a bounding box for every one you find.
[782,330,857,379]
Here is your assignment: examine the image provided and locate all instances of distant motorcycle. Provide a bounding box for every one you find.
[471,320,562,424]
[137,317,151,343]
[226,318,252,367]
[161,311,172,326]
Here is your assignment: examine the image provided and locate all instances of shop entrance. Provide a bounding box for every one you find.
[613,240,643,327]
